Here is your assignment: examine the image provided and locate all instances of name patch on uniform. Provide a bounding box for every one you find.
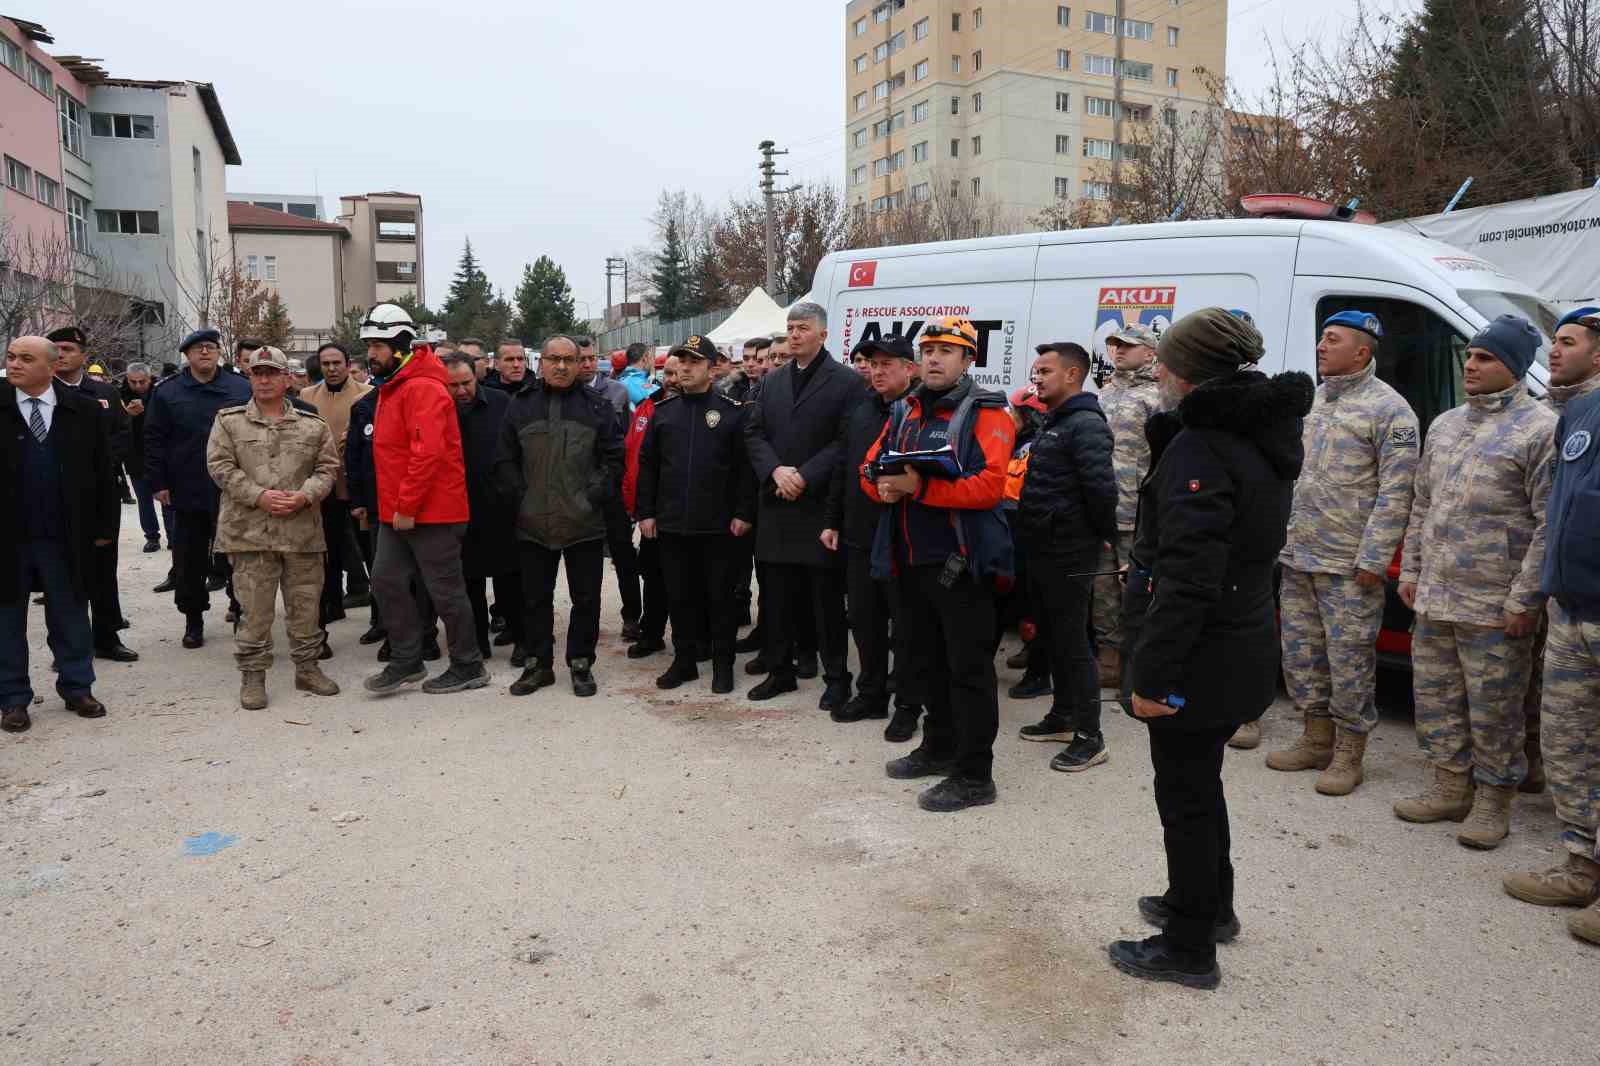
[705,409,721,429]
[1391,426,1418,447]
[1564,429,1592,462]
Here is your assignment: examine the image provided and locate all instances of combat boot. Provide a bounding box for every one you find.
[1456,784,1515,850]
[1393,764,1474,823]
[1568,900,1600,946]
[1315,729,1369,796]
[1096,646,1121,689]
[240,671,267,710]
[1227,722,1261,750]
[1520,737,1546,794]
[1503,853,1600,907]
[1265,716,1334,772]
[294,664,341,696]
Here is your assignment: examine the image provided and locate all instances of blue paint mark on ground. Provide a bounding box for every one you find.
[182,832,238,856]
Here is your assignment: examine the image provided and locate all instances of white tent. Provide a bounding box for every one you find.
[706,287,788,352]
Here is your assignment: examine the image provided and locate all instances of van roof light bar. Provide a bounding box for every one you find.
[1240,194,1377,225]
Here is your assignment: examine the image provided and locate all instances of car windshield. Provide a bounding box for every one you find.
[1459,289,1560,368]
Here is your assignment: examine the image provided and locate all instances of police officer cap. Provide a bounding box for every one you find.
[45,325,88,347]
[852,335,916,362]
[1556,306,1600,332]
[180,328,222,353]
[1322,310,1383,339]
[669,335,721,363]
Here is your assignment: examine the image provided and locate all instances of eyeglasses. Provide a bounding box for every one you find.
[543,356,577,367]
[189,343,221,353]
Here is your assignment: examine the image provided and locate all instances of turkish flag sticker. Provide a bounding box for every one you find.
[847,261,878,287]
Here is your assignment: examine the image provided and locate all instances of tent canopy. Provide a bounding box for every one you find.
[707,287,788,350]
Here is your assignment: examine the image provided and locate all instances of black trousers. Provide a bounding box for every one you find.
[762,561,847,684]
[465,566,524,655]
[603,498,642,626]
[733,535,755,620]
[356,524,381,628]
[845,546,908,707]
[171,509,220,617]
[899,565,999,781]
[89,522,124,648]
[1029,552,1100,735]
[659,532,738,666]
[320,498,352,617]
[636,536,668,641]
[520,539,604,667]
[1147,724,1235,960]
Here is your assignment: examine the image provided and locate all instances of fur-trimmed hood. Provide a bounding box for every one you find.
[1144,370,1313,481]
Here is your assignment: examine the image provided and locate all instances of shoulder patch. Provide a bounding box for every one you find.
[217,405,248,416]
[1390,426,1418,447]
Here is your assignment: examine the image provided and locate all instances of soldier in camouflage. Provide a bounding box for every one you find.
[1503,306,1600,944]
[1092,324,1162,689]
[1264,311,1418,793]
[206,346,341,710]
[1394,315,1556,850]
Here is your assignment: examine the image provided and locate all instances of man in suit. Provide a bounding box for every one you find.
[743,303,859,710]
[1,336,119,733]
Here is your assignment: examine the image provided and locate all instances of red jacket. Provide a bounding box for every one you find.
[621,395,656,518]
[373,345,469,525]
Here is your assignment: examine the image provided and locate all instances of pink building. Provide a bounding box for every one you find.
[0,17,93,266]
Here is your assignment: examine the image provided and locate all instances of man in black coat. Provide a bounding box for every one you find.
[824,336,921,738]
[1109,308,1313,991]
[743,303,859,709]
[1013,341,1118,772]
[121,362,170,552]
[1,336,118,733]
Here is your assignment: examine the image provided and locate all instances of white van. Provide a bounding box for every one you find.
[810,217,1558,430]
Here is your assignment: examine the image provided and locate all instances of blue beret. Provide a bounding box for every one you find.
[179,328,221,353]
[1322,310,1383,339]
[1556,306,1600,331]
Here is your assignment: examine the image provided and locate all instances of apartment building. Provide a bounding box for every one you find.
[843,0,1227,218]
[228,202,348,355]
[337,192,425,309]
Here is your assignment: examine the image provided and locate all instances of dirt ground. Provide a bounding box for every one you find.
[2,523,1592,1066]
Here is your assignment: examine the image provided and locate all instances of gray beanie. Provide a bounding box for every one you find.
[1156,308,1266,384]
[1468,314,1541,381]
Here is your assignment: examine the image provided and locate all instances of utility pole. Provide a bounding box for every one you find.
[759,140,795,300]
[605,256,628,325]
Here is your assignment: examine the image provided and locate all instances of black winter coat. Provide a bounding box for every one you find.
[494,380,623,550]
[456,385,517,573]
[827,382,900,551]
[143,367,252,511]
[344,390,379,516]
[120,381,153,475]
[0,383,118,605]
[744,351,859,568]
[58,376,130,467]
[1123,370,1314,731]
[1014,392,1118,557]
[636,390,756,534]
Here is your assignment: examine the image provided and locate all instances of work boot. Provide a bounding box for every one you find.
[1,705,30,733]
[655,659,699,690]
[422,662,490,695]
[1007,671,1052,700]
[1096,646,1121,688]
[358,626,386,646]
[884,704,921,743]
[363,662,427,695]
[294,664,341,696]
[886,748,956,780]
[570,658,597,698]
[818,679,852,714]
[182,614,205,649]
[240,671,268,710]
[1568,900,1600,946]
[510,644,528,669]
[1456,784,1515,850]
[1521,737,1546,794]
[1315,729,1369,796]
[917,776,997,812]
[1227,722,1261,750]
[1393,764,1475,823]
[509,661,556,696]
[1503,853,1600,907]
[1265,716,1334,772]
[1108,936,1220,991]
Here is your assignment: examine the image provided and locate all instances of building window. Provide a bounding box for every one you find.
[972,177,982,196]
[90,112,156,139]
[376,261,417,282]
[952,12,961,30]
[972,50,982,72]
[66,192,90,251]
[914,59,928,81]
[951,54,961,74]
[854,165,868,186]
[263,255,277,282]
[95,209,160,235]
[1168,26,1180,46]
[914,17,929,41]
[950,138,960,158]
[1055,91,1071,112]
[951,179,961,197]
[1085,181,1112,201]
[35,174,59,209]
[1057,49,1071,70]
[874,4,890,24]
[1085,54,1115,76]
[873,157,892,177]
[1121,60,1153,81]
[1058,6,1071,27]
[854,54,867,73]
[912,100,929,123]
[889,30,905,55]
[1083,138,1115,159]
[972,135,982,155]
[4,156,31,194]
[1163,107,1178,126]
[973,92,983,113]
[854,92,868,112]
[0,34,20,74]
[893,149,906,170]
[951,95,960,114]
[854,128,868,148]
[57,90,86,156]
[912,141,928,163]
[1055,177,1072,199]
[975,8,984,29]
[875,79,890,100]
[1125,103,1152,122]
[911,182,931,203]
[1055,135,1072,154]
[26,57,52,96]
[875,42,889,63]
[854,16,867,36]
[1166,67,1179,87]
[1086,11,1113,33]
[245,255,259,279]
[1087,96,1115,117]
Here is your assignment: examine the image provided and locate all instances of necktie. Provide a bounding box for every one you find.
[28,398,47,443]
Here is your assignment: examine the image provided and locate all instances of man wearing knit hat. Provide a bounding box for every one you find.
[1110,308,1313,990]
[1395,314,1556,850]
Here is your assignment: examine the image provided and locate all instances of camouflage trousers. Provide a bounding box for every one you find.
[1279,566,1384,735]
[1541,605,1600,859]
[1412,616,1534,788]
[1091,531,1135,650]
[230,551,325,672]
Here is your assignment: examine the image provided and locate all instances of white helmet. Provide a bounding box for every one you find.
[360,303,416,342]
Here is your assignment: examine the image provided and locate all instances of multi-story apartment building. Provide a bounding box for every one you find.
[337,192,425,309]
[843,0,1227,219]
[228,203,348,355]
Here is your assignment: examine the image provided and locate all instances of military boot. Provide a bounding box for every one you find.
[1504,853,1600,907]
[240,671,267,710]
[1520,736,1546,794]
[1265,716,1334,772]
[1393,764,1474,823]
[1227,722,1261,750]
[1315,729,1369,796]
[1567,900,1600,946]
[295,664,341,696]
[1456,784,1515,850]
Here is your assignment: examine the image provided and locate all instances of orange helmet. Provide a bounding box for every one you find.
[919,316,979,353]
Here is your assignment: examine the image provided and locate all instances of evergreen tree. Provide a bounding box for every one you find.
[259,292,293,348]
[512,256,579,346]
[687,232,730,317]
[388,292,438,328]
[441,238,495,341]
[651,220,691,321]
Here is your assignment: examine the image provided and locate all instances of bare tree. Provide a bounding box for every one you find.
[847,168,1022,248]
[1097,105,1230,224]
[1533,0,1600,184]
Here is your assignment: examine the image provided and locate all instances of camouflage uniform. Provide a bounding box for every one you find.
[1279,359,1418,734]
[206,401,338,671]
[1092,361,1161,649]
[1400,383,1556,786]
[1543,605,1600,857]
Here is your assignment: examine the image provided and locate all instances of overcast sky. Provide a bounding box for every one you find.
[32,0,1419,318]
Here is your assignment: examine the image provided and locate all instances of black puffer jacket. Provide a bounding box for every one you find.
[1014,392,1118,557]
[494,379,623,550]
[1123,370,1314,731]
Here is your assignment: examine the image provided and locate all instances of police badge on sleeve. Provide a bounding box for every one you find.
[1563,429,1592,462]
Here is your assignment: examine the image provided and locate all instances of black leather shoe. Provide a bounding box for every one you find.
[64,693,107,719]
[917,776,996,812]
[359,626,386,646]
[656,660,699,690]
[493,630,517,647]
[205,573,227,592]
[181,617,204,649]
[794,652,819,679]
[744,653,772,676]
[1107,935,1220,990]
[570,660,597,698]
[2,705,30,732]
[342,589,371,609]
[886,748,957,780]
[509,662,556,696]
[1137,896,1241,944]
[143,538,162,554]
[747,674,797,701]
[152,575,177,594]
[712,663,734,694]
[627,637,666,660]
[884,704,921,742]
[830,691,884,722]
[510,644,528,669]
[95,642,139,663]
[733,629,764,654]
[621,621,643,643]
[1008,673,1052,700]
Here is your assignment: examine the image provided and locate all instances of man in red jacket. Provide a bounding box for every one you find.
[359,304,488,696]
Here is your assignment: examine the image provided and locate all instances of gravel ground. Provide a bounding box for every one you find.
[2,523,1592,1066]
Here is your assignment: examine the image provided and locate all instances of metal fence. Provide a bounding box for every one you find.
[592,307,735,351]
